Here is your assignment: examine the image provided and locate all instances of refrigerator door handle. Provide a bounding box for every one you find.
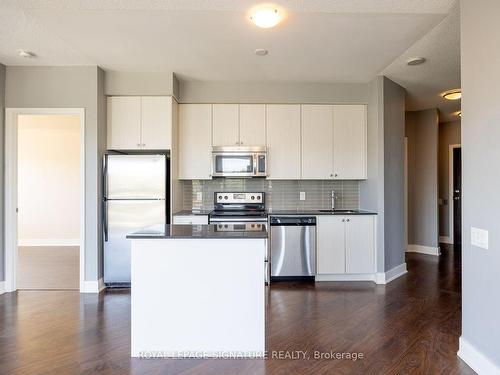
[103,198,109,242]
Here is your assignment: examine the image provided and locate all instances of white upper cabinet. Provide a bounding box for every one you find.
[333,105,367,179]
[212,104,239,146]
[141,97,172,150]
[239,104,266,146]
[107,96,172,150]
[266,105,301,179]
[301,105,334,179]
[178,104,213,180]
[345,216,375,273]
[107,96,142,150]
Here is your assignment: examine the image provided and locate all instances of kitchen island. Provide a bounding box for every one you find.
[127,224,267,358]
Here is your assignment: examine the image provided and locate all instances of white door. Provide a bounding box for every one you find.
[345,216,375,273]
[266,105,301,179]
[333,105,367,179]
[316,216,346,274]
[212,104,239,146]
[107,96,141,150]
[239,104,266,146]
[301,105,334,179]
[178,104,213,180]
[141,96,172,150]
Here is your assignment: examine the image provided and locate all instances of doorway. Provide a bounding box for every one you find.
[5,109,85,292]
[449,144,462,246]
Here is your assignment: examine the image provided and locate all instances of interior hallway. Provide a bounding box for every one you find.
[0,244,473,375]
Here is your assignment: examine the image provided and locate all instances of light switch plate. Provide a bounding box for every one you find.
[471,227,489,249]
[196,192,203,201]
[299,192,306,201]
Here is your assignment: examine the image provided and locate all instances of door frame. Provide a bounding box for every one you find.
[5,108,86,292]
[448,144,461,245]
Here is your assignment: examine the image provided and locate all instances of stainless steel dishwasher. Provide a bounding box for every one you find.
[270,216,316,279]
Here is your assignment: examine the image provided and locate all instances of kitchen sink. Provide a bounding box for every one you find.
[318,209,358,214]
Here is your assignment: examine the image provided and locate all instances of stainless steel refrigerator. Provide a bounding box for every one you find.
[103,154,169,286]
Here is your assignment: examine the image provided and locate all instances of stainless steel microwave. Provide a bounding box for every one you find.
[212,146,267,178]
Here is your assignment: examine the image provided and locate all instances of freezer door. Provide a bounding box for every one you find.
[106,154,166,199]
[104,200,165,284]
[270,225,316,277]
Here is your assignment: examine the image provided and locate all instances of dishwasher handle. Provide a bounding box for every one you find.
[270,216,316,226]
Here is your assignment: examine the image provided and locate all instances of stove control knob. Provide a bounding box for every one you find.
[251,196,255,200]
[218,195,223,200]
[257,196,261,200]
[224,196,228,200]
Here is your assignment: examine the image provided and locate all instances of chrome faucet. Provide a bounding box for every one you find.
[331,190,337,210]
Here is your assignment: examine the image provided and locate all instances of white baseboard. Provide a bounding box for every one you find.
[458,337,500,375]
[407,244,441,256]
[18,239,80,247]
[0,281,5,295]
[439,236,453,245]
[315,273,376,282]
[375,263,408,284]
[80,278,106,293]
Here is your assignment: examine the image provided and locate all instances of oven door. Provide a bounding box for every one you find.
[212,152,256,177]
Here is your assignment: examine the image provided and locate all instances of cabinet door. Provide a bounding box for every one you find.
[107,96,141,150]
[316,216,346,274]
[212,104,239,146]
[141,96,172,150]
[333,105,367,179]
[178,104,213,180]
[266,105,301,179]
[301,105,334,179]
[345,216,375,273]
[173,215,209,225]
[239,104,266,146]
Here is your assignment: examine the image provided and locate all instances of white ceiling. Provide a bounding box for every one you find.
[0,0,460,117]
[383,3,461,122]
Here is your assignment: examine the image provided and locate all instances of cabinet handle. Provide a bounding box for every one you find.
[334,173,338,177]
[342,219,345,222]
[330,174,333,178]
[346,219,350,222]
[240,141,243,145]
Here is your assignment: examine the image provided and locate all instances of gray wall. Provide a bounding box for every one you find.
[179,81,369,104]
[5,66,105,282]
[438,121,461,238]
[405,109,439,248]
[382,77,406,271]
[461,0,500,368]
[105,71,179,98]
[360,76,406,272]
[0,64,5,281]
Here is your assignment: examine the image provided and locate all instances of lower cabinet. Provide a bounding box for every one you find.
[316,215,375,275]
[173,215,209,225]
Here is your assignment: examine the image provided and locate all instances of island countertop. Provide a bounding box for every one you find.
[127,224,268,239]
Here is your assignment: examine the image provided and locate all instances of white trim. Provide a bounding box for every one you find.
[81,278,106,294]
[0,281,5,295]
[439,236,453,244]
[375,263,408,284]
[18,239,80,247]
[458,337,500,375]
[407,244,441,256]
[4,108,86,294]
[448,144,461,245]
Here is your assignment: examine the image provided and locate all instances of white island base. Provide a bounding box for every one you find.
[130,237,266,358]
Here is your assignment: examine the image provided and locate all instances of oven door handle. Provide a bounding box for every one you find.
[210,217,268,223]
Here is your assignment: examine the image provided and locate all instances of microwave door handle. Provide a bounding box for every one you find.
[253,154,258,176]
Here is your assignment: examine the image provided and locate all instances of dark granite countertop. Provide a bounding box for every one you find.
[266,209,377,216]
[127,224,268,239]
[174,209,377,217]
[173,209,212,216]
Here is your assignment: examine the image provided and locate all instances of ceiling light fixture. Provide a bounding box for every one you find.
[442,89,462,100]
[250,6,282,28]
[406,57,426,66]
[254,48,268,56]
[18,49,36,58]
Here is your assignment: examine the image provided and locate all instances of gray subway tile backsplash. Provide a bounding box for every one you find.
[181,179,359,211]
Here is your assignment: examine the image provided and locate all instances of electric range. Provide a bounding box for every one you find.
[209,192,267,230]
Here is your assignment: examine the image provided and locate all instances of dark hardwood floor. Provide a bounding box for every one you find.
[0,244,474,375]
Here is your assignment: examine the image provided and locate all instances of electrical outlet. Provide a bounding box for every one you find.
[300,192,306,201]
[196,192,203,201]
[471,227,489,249]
